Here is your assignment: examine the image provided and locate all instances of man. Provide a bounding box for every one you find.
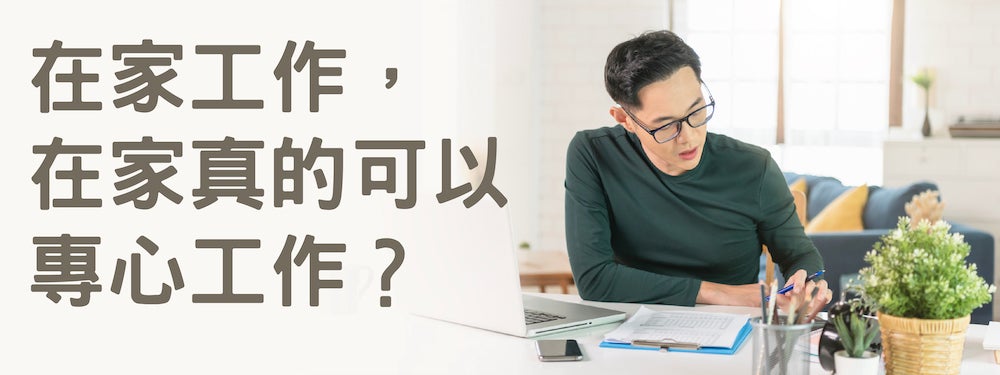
[565,30,831,314]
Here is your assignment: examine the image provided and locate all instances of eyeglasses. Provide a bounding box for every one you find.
[619,83,715,144]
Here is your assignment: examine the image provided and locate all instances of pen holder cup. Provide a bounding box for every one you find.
[751,318,812,375]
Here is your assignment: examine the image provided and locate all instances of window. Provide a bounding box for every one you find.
[676,0,780,147]
[783,0,891,147]
[675,0,892,185]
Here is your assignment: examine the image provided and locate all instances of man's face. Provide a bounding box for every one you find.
[616,66,708,176]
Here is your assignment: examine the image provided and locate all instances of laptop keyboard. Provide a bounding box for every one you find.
[524,309,565,325]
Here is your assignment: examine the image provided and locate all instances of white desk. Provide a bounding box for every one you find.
[401,293,999,374]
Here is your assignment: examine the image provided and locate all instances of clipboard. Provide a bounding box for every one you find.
[599,320,752,355]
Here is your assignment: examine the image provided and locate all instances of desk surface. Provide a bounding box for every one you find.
[402,293,999,374]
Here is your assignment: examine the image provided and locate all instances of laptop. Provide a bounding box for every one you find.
[406,202,626,338]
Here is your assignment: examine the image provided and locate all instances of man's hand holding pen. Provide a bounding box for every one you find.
[696,269,832,320]
[769,269,832,324]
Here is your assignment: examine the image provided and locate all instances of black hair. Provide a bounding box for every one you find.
[604,30,702,109]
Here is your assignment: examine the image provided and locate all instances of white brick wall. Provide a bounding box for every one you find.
[903,0,1000,134]
[417,0,541,250]
[537,0,670,251]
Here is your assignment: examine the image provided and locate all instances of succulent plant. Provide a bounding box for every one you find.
[832,308,879,358]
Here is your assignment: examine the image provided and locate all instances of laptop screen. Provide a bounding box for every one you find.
[401,203,528,336]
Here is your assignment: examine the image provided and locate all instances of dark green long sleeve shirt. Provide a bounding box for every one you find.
[564,126,823,306]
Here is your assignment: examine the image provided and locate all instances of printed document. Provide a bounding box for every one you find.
[604,306,750,348]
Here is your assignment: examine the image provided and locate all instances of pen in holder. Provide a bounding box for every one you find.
[751,317,812,375]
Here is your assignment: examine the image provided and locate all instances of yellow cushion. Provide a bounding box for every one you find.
[788,177,807,197]
[804,184,868,233]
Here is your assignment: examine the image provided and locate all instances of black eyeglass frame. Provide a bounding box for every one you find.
[619,82,716,144]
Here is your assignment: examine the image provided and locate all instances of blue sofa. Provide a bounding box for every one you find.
[765,172,995,324]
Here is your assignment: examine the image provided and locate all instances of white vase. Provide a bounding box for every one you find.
[834,350,880,375]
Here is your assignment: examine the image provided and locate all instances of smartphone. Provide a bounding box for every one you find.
[535,339,584,362]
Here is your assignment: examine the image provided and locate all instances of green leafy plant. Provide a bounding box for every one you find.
[910,69,933,91]
[859,217,995,319]
[832,308,879,358]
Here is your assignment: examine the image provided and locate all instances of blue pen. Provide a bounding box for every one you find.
[764,270,825,302]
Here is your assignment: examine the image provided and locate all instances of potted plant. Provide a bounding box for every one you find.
[859,217,996,375]
[911,69,934,137]
[831,304,880,375]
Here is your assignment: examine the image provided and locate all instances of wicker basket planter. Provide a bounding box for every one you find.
[877,312,970,375]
